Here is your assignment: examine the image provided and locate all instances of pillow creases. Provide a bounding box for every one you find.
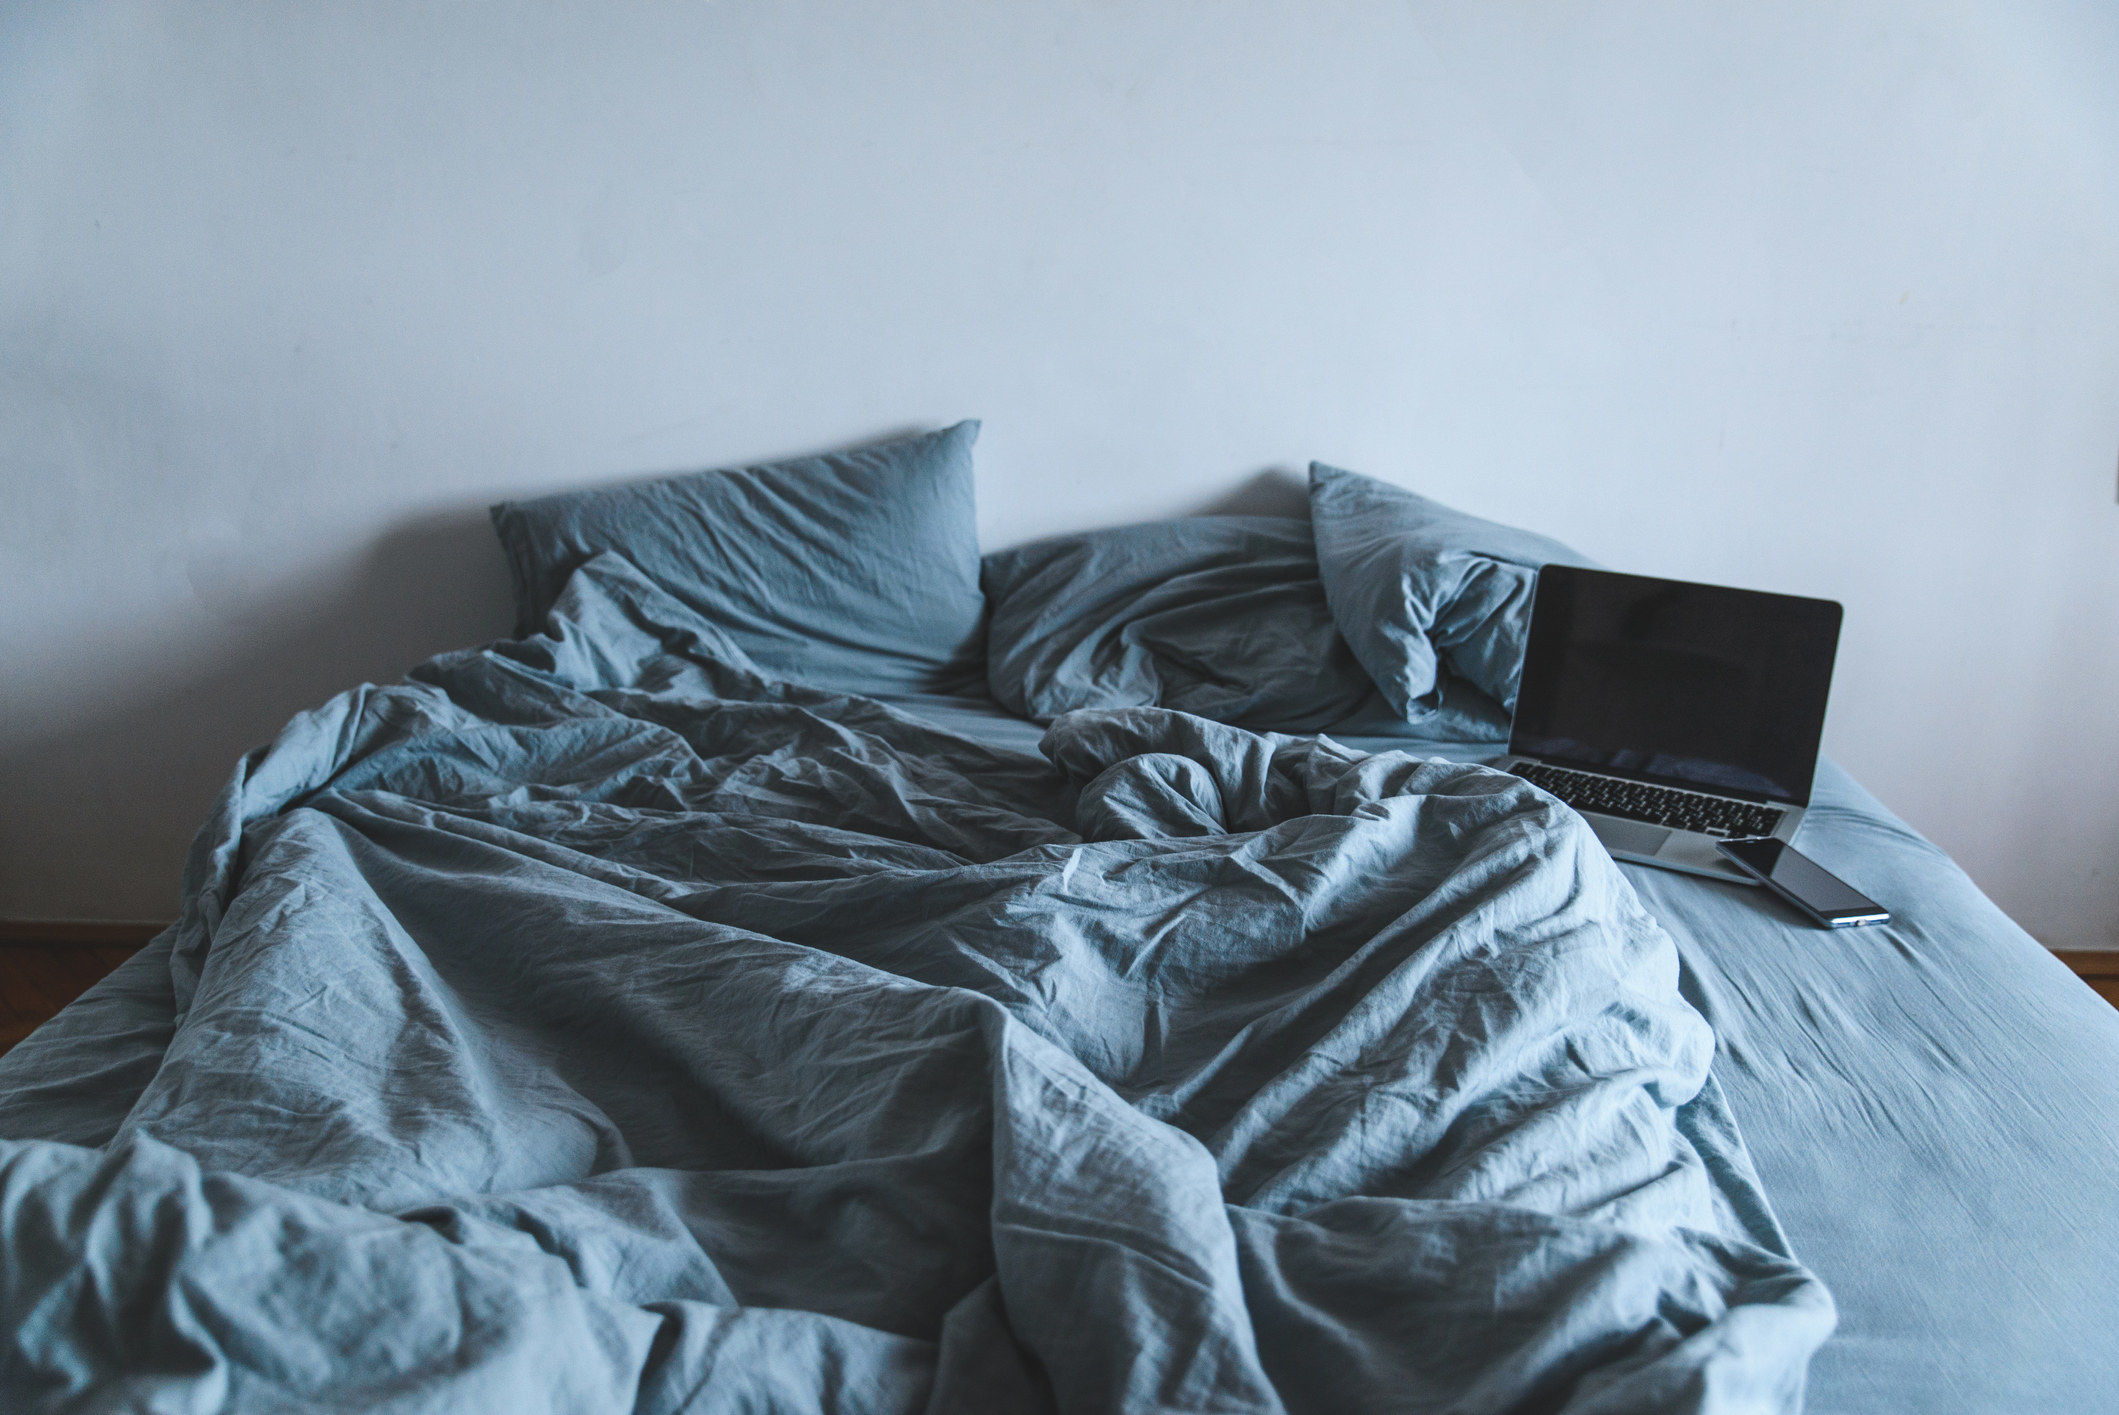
[490,422,988,697]
[1308,462,1594,721]
[982,515,1379,732]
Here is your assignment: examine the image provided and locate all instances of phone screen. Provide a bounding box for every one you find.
[1718,838,1887,923]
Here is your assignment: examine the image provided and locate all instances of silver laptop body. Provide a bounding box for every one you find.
[1498,565,1843,887]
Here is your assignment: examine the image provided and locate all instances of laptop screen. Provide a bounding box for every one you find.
[1510,566,1842,804]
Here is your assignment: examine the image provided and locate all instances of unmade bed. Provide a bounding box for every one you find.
[2,424,2113,1414]
[875,689,2119,1414]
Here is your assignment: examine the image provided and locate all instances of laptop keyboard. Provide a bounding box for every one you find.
[1509,761,1785,839]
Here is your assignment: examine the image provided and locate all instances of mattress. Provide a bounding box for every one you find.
[872,690,2119,1415]
[3,679,2108,1411]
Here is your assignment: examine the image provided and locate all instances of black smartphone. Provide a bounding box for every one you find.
[1716,837,1890,928]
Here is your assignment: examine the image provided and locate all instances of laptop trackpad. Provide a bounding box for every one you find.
[1587,815,1672,857]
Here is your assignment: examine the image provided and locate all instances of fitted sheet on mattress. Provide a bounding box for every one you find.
[870,690,2119,1415]
[6,682,2110,1412]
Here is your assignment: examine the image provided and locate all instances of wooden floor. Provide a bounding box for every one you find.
[2067,950,2119,1009]
[0,945,142,1055]
[2,931,2117,1059]
[0,923,164,1058]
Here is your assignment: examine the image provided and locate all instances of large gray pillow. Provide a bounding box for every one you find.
[1309,463,1593,719]
[982,516,1378,731]
[491,423,987,696]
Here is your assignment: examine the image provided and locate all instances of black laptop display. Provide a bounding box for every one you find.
[1511,567,1842,805]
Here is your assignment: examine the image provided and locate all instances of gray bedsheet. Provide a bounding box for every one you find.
[0,553,1834,1413]
[874,695,2119,1414]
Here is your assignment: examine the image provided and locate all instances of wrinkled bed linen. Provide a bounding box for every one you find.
[0,553,1832,1413]
[1306,463,1593,720]
[979,516,1378,731]
[1626,778,2119,1415]
[860,696,2119,1415]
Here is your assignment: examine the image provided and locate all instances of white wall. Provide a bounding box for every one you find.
[4,1,2117,946]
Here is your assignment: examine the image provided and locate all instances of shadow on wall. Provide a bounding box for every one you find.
[0,424,945,923]
[0,459,1317,923]
[1187,468,1310,519]
[0,505,517,922]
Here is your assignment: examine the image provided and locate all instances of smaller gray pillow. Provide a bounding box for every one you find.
[982,516,1378,731]
[1309,463,1593,719]
[490,423,987,697]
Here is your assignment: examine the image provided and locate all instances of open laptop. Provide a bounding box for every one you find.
[1497,565,1842,885]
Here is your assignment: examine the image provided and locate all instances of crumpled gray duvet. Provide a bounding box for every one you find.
[0,554,1833,1413]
